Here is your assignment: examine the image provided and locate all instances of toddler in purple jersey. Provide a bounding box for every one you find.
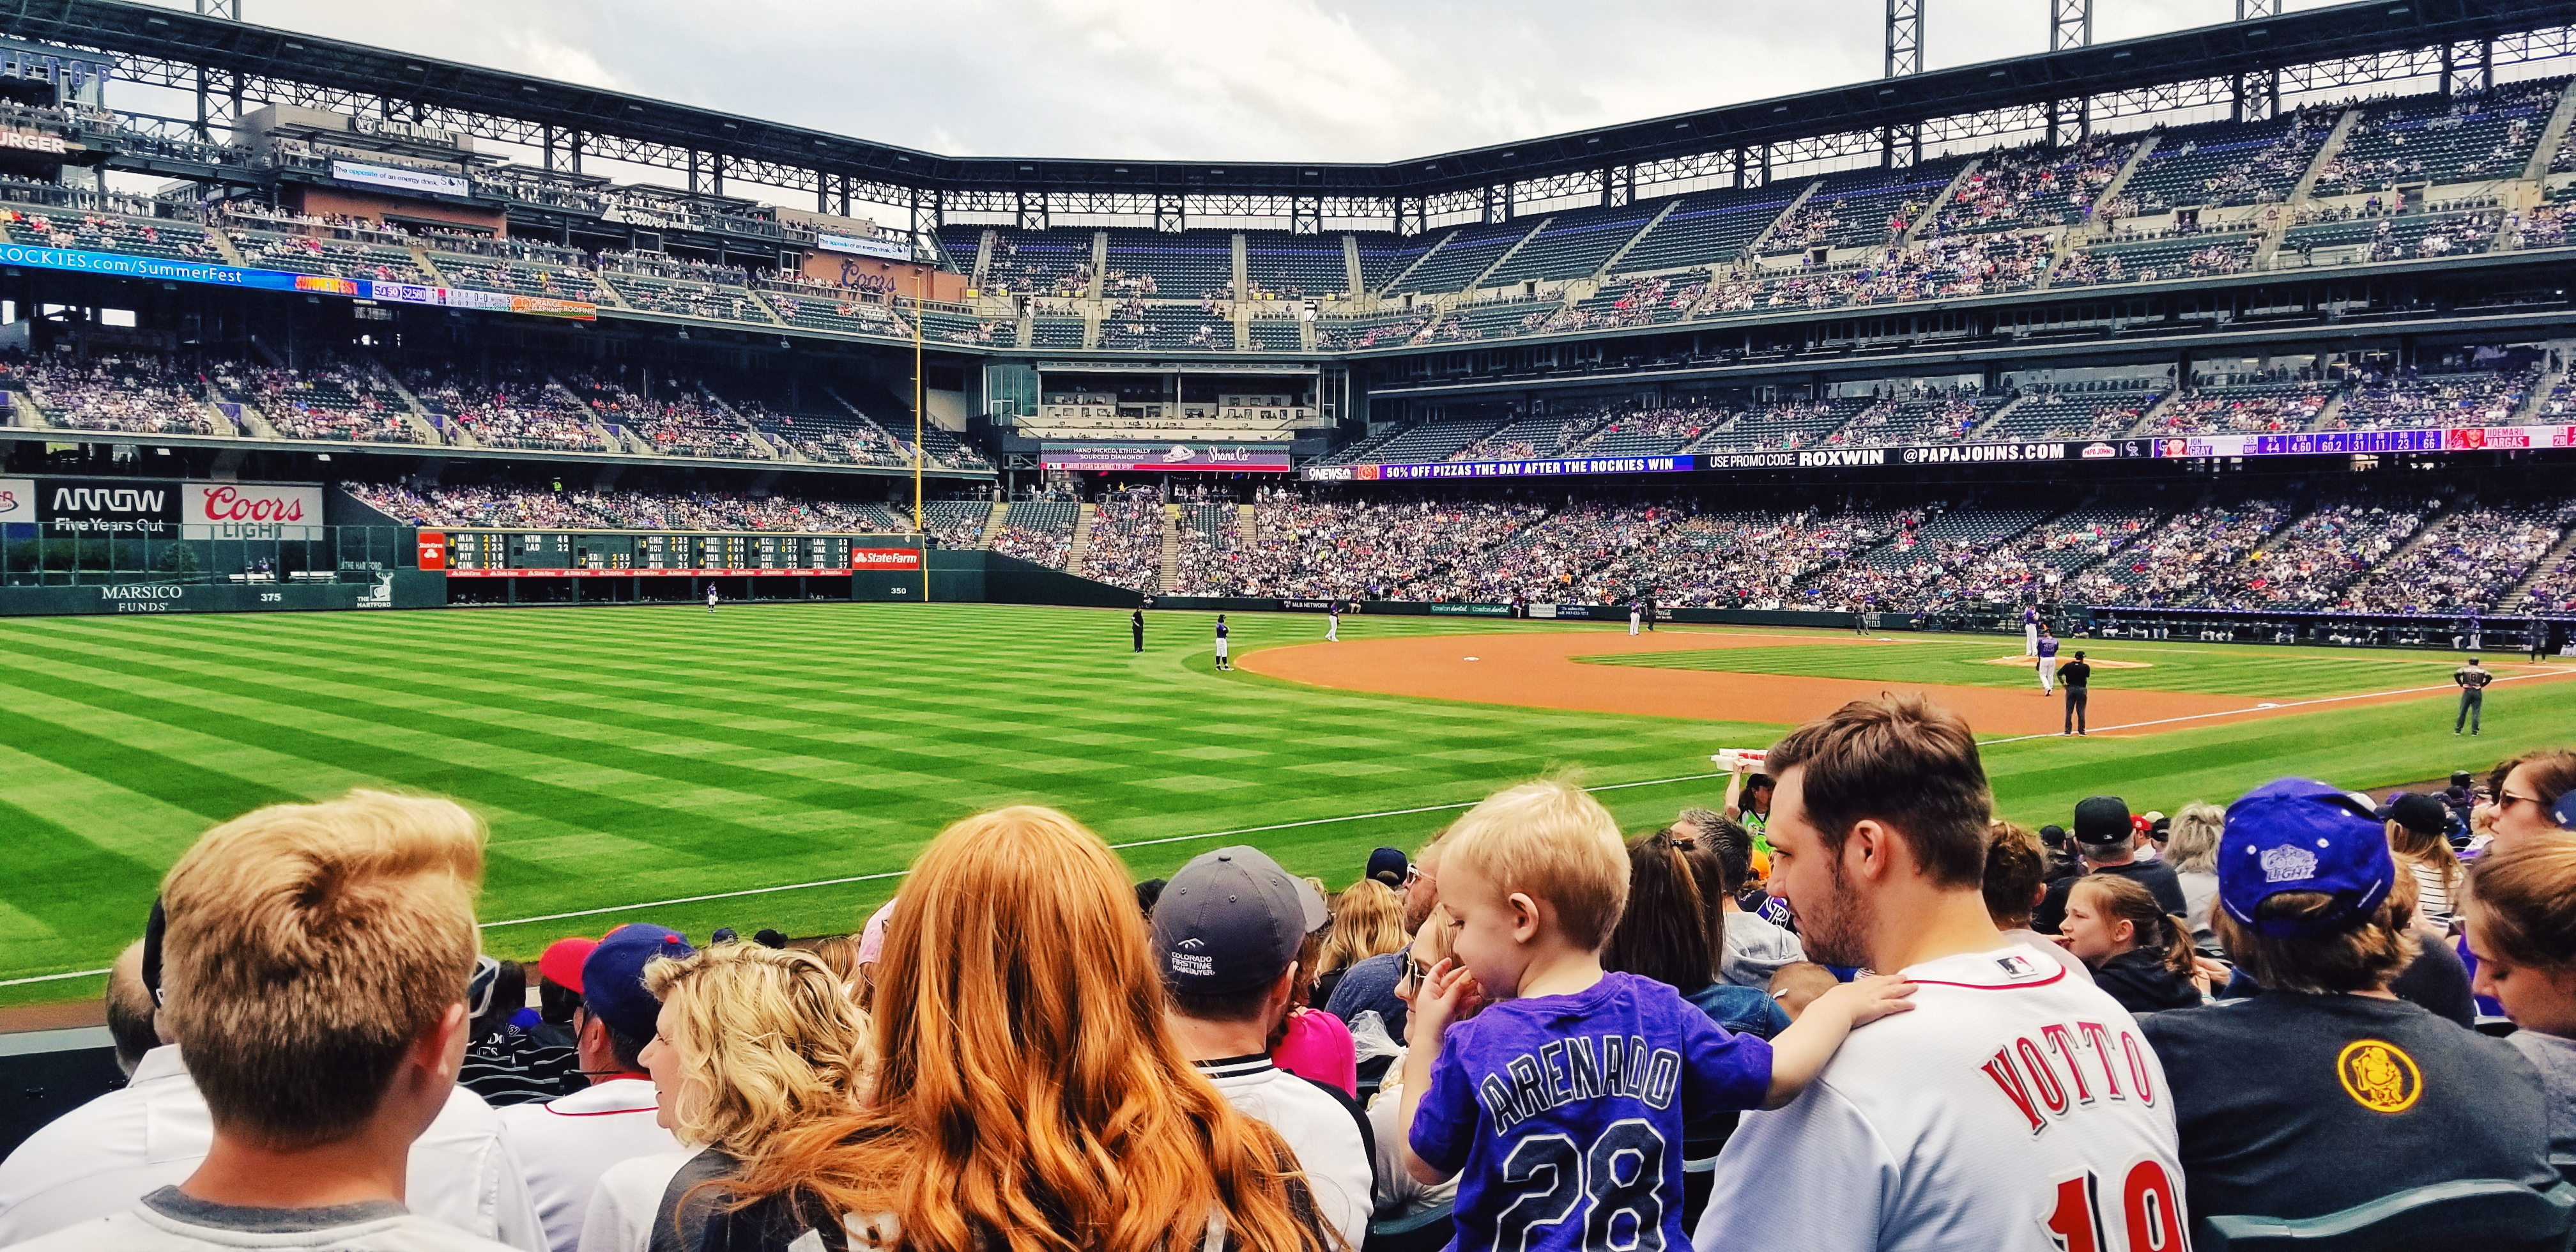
[1399,780,1914,1252]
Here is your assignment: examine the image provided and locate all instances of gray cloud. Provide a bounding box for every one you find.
[140,0,2349,164]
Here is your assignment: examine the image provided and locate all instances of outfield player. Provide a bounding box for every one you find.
[706,584,718,615]
[1327,600,1340,642]
[1694,694,2186,1252]
[1214,614,1232,671]
[2023,604,2039,656]
[2457,656,2492,736]
[1132,606,1145,653]
[2035,626,2060,695]
[1629,596,1643,636]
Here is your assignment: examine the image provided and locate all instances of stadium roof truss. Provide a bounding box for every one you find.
[3,0,2574,236]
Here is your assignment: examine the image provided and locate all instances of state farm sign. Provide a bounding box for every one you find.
[183,483,325,540]
[850,547,921,570]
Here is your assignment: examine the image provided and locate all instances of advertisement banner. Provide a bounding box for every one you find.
[330,160,471,198]
[38,479,176,536]
[1040,442,1292,472]
[182,483,326,540]
[814,232,912,261]
[417,531,447,571]
[2152,425,2576,458]
[0,477,31,524]
[0,243,595,320]
[851,547,923,571]
[1365,454,1698,481]
[1428,603,1512,616]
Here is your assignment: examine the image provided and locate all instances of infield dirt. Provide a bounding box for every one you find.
[1237,629,2559,738]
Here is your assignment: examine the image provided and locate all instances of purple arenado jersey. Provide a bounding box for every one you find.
[1411,971,1772,1252]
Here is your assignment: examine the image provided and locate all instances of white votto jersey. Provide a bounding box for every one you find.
[1692,947,2186,1252]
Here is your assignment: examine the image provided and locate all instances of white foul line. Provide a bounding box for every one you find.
[1979,666,2576,746]
[470,770,1731,929]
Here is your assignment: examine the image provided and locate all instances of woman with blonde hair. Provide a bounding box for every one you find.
[577,943,871,1252]
[1314,878,1406,1007]
[724,806,1334,1252]
[2164,802,2226,952]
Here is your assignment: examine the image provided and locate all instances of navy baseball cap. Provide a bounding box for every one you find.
[2557,790,2576,832]
[1366,846,1410,888]
[581,922,693,1042]
[2073,796,2131,850]
[2374,791,2448,837]
[1153,846,1329,995]
[2219,778,2395,939]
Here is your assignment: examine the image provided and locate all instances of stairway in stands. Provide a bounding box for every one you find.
[1159,504,1183,592]
[978,500,1009,548]
[1067,503,1098,569]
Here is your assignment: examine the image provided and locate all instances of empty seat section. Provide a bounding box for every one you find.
[1243,231,1351,298]
[1393,221,1536,293]
[1482,205,1657,284]
[1101,228,1234,298]
[1615,189,1804,274]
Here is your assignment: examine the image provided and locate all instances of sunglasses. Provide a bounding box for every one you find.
[1404,865,1434,888]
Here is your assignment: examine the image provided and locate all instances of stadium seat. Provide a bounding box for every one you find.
[2193,1179,2576,1252]
[1362,1202,1454,1252]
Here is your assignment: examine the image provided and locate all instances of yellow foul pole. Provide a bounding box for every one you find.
[913,270,928,603]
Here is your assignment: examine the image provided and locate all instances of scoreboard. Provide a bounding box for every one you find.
[423,530,914,576]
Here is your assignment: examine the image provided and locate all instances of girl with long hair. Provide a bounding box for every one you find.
[579,943,872,1252]
[2465,839,2576,1152]
[2163,802,2225,952]
[1314,879,1406,1008]
[1602,828,1790,1040]
[2058,876,2204,1012]
[723,807,1333,1252]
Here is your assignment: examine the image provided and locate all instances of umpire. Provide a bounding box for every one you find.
[2455,656,2492,736]
[2061,649,2094,736]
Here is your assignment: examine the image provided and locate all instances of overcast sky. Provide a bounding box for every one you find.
[136,0,2359,164]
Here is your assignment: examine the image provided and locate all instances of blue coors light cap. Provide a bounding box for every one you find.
[2218,778,2395,939]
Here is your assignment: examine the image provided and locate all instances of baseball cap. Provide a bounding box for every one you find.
[2038,823,2068,849]
[2073,796,2132,851]
[581,922,693,1042]
[2556,790,2576,833]
[1367,846,1410,888]
[1152,846,1330,995]
[537,936,597,994]
[2375,791,2448,837]
[2219,778,2395,939]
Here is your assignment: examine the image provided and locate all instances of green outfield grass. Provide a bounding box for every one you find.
[1581,637,2486,699]
[2,605,2566,1007]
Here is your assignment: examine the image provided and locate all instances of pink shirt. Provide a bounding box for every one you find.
[1271,1007,1358,1097]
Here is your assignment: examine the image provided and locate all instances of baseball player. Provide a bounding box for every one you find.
[706,584,718,615]
[1326,600,1340,642]
[2455,656,2491,736]
[2023,605,2039,656]
[2036,626,2061,695]
[1629,596,1643,636]
[1214,614,1232,672]
[1132,606,1146,653]
[1696,694,2187,1252]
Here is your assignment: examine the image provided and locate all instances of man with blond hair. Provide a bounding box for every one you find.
[1,790,540,1251]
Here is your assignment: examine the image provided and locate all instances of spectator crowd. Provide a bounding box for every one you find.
[6,699,2575,1252]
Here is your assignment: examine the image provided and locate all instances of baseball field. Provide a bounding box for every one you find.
[4,601,2572,1005]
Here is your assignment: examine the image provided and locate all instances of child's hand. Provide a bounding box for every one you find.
[1810,974,1917,1029]
[1405,957,1477,1047]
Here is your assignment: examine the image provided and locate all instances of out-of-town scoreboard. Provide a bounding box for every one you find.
[422,530,923,576]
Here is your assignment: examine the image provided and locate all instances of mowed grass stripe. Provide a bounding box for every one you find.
[0,796,162,964]
[1581,638,2458,699]
[0,607,1772,987]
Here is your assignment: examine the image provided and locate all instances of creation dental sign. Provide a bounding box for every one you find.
[330,160,470,198]
[1039,442,1292,472]
[0,243,595,319]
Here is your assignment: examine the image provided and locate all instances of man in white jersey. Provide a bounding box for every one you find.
[1694,693,2185,1252]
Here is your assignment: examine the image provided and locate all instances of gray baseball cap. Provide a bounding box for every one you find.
[1151,846,1330,994]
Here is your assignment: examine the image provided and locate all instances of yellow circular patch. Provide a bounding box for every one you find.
[2336,1039,2423,1114]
